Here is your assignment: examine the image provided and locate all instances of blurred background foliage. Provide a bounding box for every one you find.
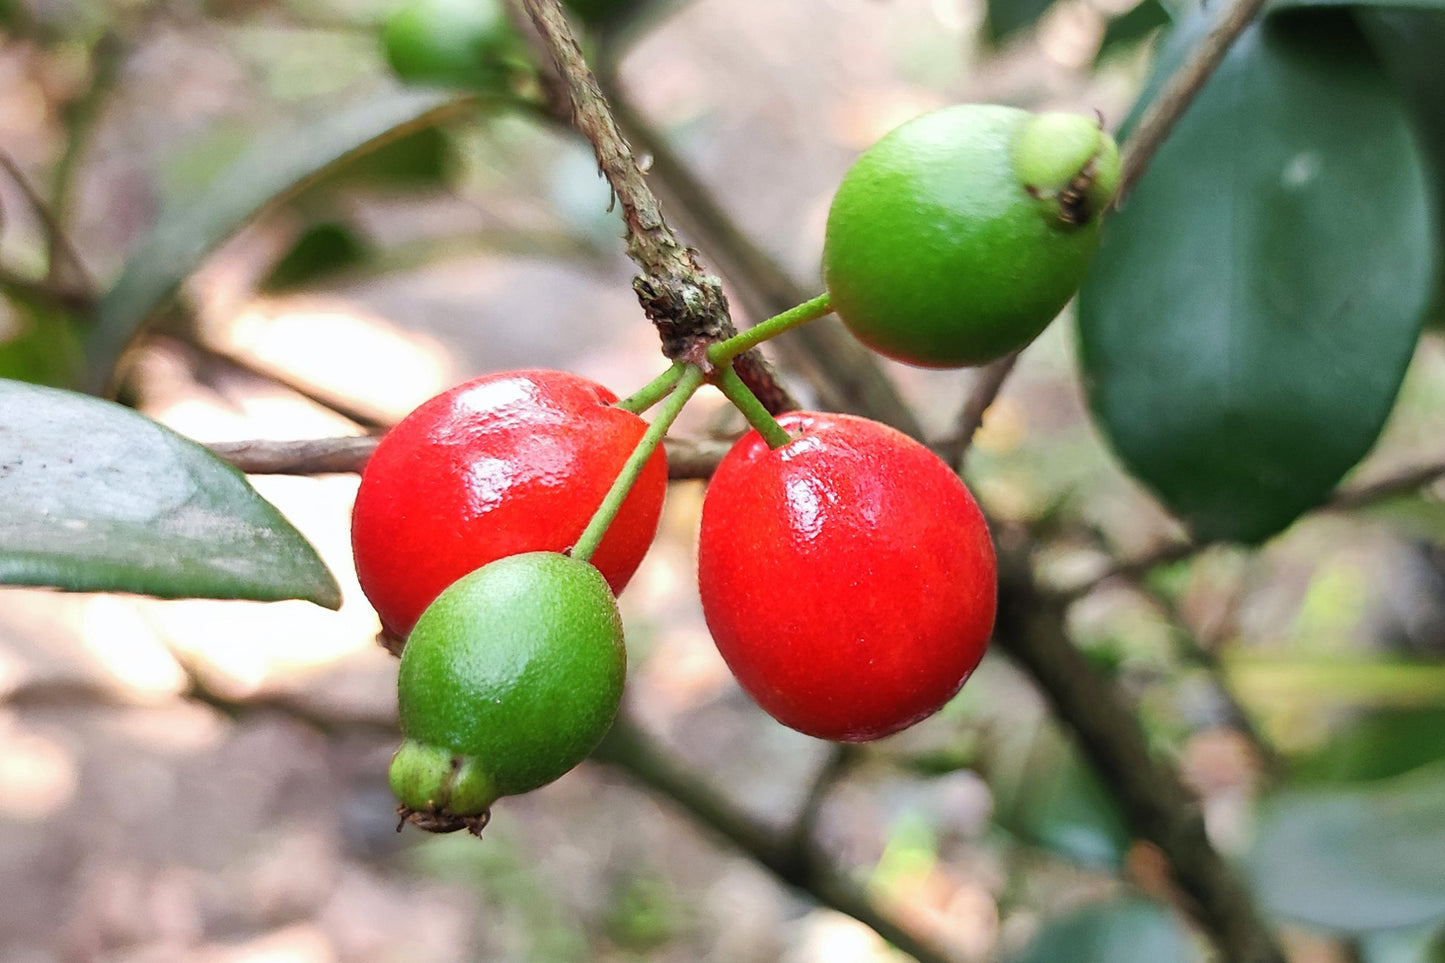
[2,0,1445,960]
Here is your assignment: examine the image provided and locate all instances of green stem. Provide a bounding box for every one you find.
[715,364,791,450]
[707,292,832,365]
[573,365,706,564]
[614,361,684,414]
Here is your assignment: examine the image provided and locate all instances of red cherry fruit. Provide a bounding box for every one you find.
[697,412,996,742]
[352,369,666,637]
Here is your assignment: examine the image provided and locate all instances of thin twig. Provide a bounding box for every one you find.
[938,352,1020,469]
[1058,455,1445,599]
[0,265,93,312]
[0,152,94,295]
[1145,586,1286,779]
[207,434,731,479]
[208,436,381,475]
[1059,537,1198,601]
[1326,458,1445,511]
[785,743,859,863]
[161,333,394,432]
[49,32,124,289]
[592,713,959,963]
[1114,0,1271,204]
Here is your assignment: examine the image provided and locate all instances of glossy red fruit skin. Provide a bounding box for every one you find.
[697,412,997,742]
[351,369,666,637]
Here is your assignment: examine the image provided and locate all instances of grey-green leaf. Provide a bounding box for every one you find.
[1353,8,1445,330]
[84,88,475,394]
[0,379,341,608]
[1270,0,1445,12]
[1009,899,1199,963]
[994,727,1131,871]
[1251,761,1445,933]
[1077,13,1434,543]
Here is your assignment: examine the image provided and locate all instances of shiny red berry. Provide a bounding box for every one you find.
[697,411,997,742]
[351,369,666,637]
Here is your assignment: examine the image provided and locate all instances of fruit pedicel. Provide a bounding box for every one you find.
[353,104,1118,834]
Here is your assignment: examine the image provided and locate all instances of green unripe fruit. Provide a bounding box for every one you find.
[381,0,521,91]
[390,551,626,835]
[822,104,1121,368]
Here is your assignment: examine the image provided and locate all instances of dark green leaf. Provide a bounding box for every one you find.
[0,295,84,387]
[1095,0,1172,64]
[322,125,454,189]
[1251,760,1445,932]
[0,379,341,608]
[582,0,693,51]
[84,88,475,394]
[1009,899,1198,963]
[261,220,370,292]
[985,0,1057,43]
[1353,9,1445,330]
[1294,708,1445,784]
[1077,13,1434,543]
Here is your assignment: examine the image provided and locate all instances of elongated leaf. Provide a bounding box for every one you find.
[1294,707,1445,784]
[985,0,1057,43]
[0,293,84,387]
[0,379,341,608]
[1353,8,1445,329]
[261,220,371,292]
[1077,13,1434,543]
[1095,0,1172,64]
[1009,899,1198,963]
[84,88,475,394]
[1251,761,1445,932]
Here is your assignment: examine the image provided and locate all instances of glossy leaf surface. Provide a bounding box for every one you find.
[1251,761,1445,932]
[1353,8,1445,329]
[1078,14,1434,543]
[0,379,341,608]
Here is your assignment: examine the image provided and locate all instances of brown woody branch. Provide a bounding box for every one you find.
[207,434,731,479]
[937,352,1020,469]
[516,0,794,413]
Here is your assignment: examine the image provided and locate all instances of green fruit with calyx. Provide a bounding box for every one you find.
[822,104,1121,368]
[381,0,524,92]
[390,551,626,835]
